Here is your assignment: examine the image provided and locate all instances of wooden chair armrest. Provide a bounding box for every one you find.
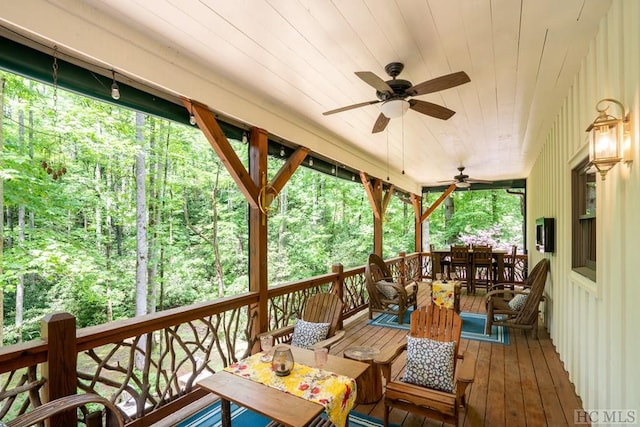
[488,282,518,292]
[374,341,407,384]
[310,330,345,350]
[258,325,294,341]
[374,341,407,365]
[6,393,124,427]
[455,351,476,384]
[485,289,518,300]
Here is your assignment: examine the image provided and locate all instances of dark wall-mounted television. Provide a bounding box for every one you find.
[536,217,555,253]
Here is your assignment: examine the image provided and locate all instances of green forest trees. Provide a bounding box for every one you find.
[0,71,522,345]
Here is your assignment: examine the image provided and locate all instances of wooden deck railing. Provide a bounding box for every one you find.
[0,251,526,425]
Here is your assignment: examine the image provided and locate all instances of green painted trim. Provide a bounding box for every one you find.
[423,178,526,194]
[0,34,243,141]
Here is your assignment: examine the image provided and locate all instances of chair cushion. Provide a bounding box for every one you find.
[375,281,398,299]
[290,319,330,349]
[508,289,531,311]
[402,336,455,393]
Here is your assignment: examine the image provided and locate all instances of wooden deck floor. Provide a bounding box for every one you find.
[331,286,584,427]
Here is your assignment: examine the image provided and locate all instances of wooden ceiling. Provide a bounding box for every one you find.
[1,0,612,192]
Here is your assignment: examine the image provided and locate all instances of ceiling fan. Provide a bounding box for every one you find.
[439,166,493,189]
[322,62,470,133]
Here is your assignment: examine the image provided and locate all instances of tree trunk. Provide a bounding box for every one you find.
[210,164,224,298]
[444,195,455,244]
[135,112,149,369]
[16,110,25,342]
[147,119,158,314]
[158,125,171,312]
[0,78,5,345]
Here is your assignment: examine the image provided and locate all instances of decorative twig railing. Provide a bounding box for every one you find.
[0,251,525,425]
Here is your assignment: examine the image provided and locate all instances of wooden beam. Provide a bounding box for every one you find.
[183,99,259,208]
[420,183,456,223]
[270,147,309,194]
[411,193,422,252]
[360,172,381,220]
[381,184,394,216]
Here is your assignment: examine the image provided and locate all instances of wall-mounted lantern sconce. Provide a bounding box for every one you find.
[585,98,633,180]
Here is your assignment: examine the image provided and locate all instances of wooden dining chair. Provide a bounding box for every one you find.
[470,245,495,294]
[502,245,518,287]
[430,244,450,279]
[449,245,470,292]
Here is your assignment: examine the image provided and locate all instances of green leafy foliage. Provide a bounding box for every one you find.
[0,70,520,344]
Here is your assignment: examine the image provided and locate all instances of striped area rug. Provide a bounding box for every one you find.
[368,309,509,344]
[176,401,396,427]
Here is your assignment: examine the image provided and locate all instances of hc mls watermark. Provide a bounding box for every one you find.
[575,409,638,425]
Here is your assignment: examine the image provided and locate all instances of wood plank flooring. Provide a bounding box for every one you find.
[330,285,584,427]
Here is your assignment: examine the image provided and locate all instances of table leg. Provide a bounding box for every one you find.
[221,398,231,427]
[495,253,505,283]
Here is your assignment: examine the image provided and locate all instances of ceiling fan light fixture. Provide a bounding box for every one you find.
[381,99,409,118]
[455,181,471,189]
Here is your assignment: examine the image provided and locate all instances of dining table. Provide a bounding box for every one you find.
[198,346,368,427]
[431,247,508,283]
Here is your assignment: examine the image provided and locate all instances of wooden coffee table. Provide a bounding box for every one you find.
[198,347,368,427]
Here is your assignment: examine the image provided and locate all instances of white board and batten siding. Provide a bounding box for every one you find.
[528,0,640,420]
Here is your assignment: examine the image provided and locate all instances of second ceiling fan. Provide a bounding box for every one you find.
[323,62,470,133]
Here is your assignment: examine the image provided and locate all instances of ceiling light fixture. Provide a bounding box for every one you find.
[381,99,409,119]
[280,146,285,156]
[308,157,314,166]
[586,98,633,180]
[189,103,196,125]
[110,71,120,100]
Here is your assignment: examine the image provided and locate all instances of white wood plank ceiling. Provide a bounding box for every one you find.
[1,0,612,190]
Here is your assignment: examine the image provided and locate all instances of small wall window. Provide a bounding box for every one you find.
[571,157,596,280]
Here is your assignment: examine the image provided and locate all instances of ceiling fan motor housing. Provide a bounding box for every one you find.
[376,80,412,101]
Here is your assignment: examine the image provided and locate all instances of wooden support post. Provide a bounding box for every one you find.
[372,179,383,256]
[249,127,269,353]
[331,263,344,330]
[410,193,423,253]
[41,312,77,427]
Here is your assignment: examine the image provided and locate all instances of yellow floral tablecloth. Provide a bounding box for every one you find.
[224,353,357,427]
[431,281,456,309]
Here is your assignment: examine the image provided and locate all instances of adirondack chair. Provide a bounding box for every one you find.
[375,305,476,426]
[6,393,124,427]
[258,292,345,350]
[484,258,550,339]
[364,253,417,325]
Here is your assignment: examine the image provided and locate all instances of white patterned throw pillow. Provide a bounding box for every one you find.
[402,336,455,393]
[290,319,330,349]
[508,288,531,311]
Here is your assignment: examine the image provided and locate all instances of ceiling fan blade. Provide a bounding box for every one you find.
[355,71,393,94]
[467,179,494,184]
[409,71,471,96]
[409,99,456,120]
[323,100,381,115]
[372,113,390,133]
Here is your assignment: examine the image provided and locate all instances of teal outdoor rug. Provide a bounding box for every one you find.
[368,309,509,345]
[176,401,397,427]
